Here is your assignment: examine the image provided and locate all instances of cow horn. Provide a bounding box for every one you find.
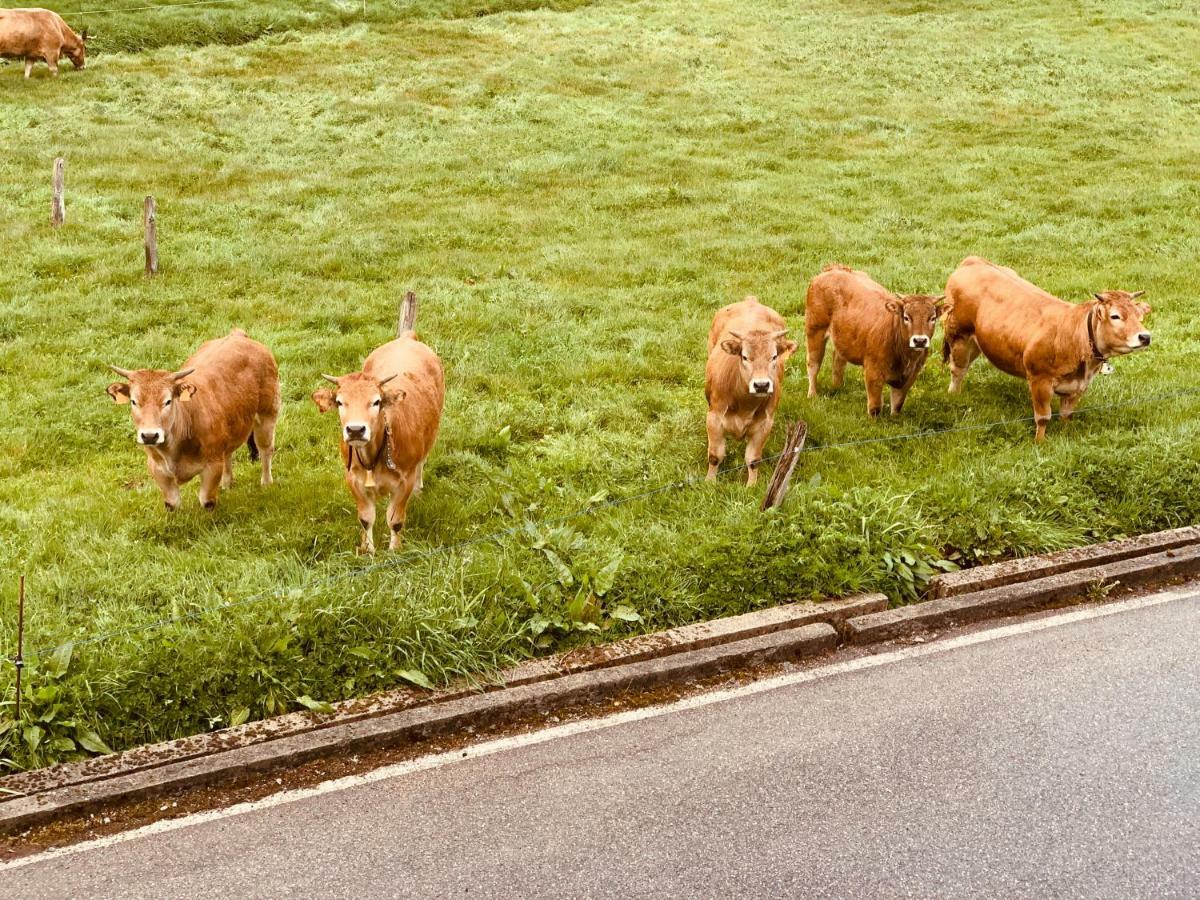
[1092,292,1108,303]
[321,374,341,385]
[109,365,134,379]
[171,368,195,381]
[769,328,790,339]
[378,373,399,387]
[727,330,744,341]
[1129,290,1145,299]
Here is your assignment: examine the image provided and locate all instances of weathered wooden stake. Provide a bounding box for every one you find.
[14,575,25,723]
[761,421,808,511]
[51,158,65,227]
[398,290,418,335]
[143,195,158,276]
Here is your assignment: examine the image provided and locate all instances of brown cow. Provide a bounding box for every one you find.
[805,264,944,417]
[705,296,797,486]
[106,329,280,511]
[0,9,86,78]
[943,257,1152,441]
[311,299,444,554]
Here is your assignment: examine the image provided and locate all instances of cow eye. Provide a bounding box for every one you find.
[1110,313,1122,321]
[334,398,343,407]
[164,398,172,407]
[372,398,382,408]
[130,399,138,407]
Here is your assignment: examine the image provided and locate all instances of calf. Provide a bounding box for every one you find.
[0,8,86,77]
[943,257,1151,441]
[805,264,943,417]
[311,298,444,554]
[705,296,797,486]
[106,329,280,510]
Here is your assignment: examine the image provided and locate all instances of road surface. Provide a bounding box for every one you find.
[4,590,1199,898]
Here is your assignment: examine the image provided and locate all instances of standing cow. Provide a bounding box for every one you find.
[0,8,86,77]
[311,298,444,554]
[705,296,797,486]
[805,264,944,417]
[106,329,280,511]
[943,256,1152,441]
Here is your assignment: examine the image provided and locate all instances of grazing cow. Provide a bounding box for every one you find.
[0,8,86,78]
[311,297,444,554]
[705,296,797,486]
[106,329,280,511]
[805,264,944,417]
[943,257,1152,441]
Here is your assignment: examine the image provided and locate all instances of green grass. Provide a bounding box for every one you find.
[2,0,1199,770]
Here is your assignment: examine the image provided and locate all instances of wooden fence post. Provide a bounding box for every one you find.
[761,421,808,511]
[398,290,418,334]
[14,575,25,723]
[51,158,65,228]
[143,196,158,276]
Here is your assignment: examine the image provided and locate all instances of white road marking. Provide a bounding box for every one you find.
[3,586,1194,872]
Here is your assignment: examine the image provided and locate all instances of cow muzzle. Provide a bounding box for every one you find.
[344,423,370,444]
[749,379,774,396]
[909,335,930,350]
[1134,332,1151,348]
[138,429,164,446]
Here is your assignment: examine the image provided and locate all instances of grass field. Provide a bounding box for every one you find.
[1,0,1198,769]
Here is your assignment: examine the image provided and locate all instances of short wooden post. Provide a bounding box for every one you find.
[51,158,65,227]
[761,421,808,511]
[398,290,418,335]
[13,575,25,723]
[143,196,158,276]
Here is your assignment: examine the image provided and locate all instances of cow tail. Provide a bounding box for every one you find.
[397,291,418,338]
[247,432,260,462]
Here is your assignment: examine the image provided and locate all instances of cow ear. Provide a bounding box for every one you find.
[885,299,903,315]
[106,382,130,404]
[383,387,408,405]
[176,383,197,403]
[311,389,336,413]
[933,295,947,318]
[720,339,742,356]
[780,339,798,361]
[1135,301,1151,317]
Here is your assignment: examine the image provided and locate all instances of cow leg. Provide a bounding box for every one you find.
[1059,392,1084,425]
[947,336,979,394]
[830,348,847,391]
[347,476,376,555]
[147,459,181,512]
[414,460,425,494]
[386,477,417,551]
[890,385,910,416]
[24,58,34,79]
[221,454,235,489]
[1029,379,1054,442]
[253,414,277,486]
[705,411,727,482]
[198,462,223,510]
[46,50,59,76]
[864,366,885,418]
[805,329,827,398]
[744,415,773,488]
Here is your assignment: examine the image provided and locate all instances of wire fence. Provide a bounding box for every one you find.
[7,382,1200,669]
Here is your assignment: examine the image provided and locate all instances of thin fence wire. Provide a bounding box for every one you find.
[76,0,248,16]
[7,383,1200,666]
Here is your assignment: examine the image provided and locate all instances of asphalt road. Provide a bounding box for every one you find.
[5,591,1199,899]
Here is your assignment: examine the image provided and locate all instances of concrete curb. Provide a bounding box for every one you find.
[0,623,839,834]
[929,526,1200,598]
[0,593,884,804]
[848,544,1200,645]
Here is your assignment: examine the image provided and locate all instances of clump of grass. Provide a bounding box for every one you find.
[2,0,1199,769]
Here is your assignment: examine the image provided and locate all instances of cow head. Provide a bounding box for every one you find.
[1091,291,1151,355]
[720,329,796,396]
[885,294,944,351]
[106,366,197,447]
[67,29,87,69]
[311,372,405,445]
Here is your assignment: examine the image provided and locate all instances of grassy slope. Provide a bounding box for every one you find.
[1,0,1199,767]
